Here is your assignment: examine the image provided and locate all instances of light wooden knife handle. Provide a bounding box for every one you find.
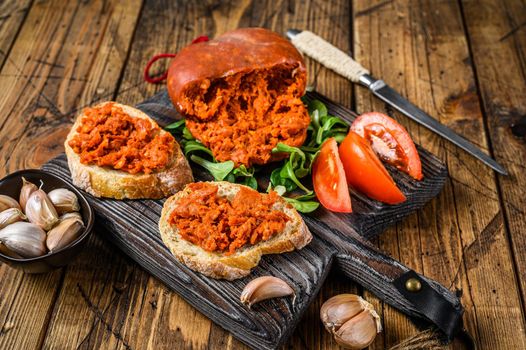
[289,30,369,83]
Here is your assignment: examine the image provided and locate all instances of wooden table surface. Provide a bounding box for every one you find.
[0,0,525,349]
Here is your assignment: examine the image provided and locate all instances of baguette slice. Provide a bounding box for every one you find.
[65,102,193,199]
[159,181,312,280]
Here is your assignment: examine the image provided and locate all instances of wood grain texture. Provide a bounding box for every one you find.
[0,0,32,70]
[0,0,524,349]
[461,0,526,330]
[353,0,526,348]
[0,0,143,349]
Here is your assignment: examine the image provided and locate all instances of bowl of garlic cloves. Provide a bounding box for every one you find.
[0,169,94,273]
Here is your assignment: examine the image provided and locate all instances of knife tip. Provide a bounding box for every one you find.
[286,29,301,40]
[487,159,508,176]
[495,165,508,176]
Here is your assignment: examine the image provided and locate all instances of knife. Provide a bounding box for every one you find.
[286,29,507,176]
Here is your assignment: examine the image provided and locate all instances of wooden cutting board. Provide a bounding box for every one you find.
[42,90,448,350]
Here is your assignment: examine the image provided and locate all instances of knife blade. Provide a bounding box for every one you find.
[286,29,507,175]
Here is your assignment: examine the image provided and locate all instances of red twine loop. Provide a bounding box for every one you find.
[144,36,210,84]
[191,35,210,44]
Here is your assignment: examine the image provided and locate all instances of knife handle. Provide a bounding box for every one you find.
[335,239,464,341]
[288,30,369,83]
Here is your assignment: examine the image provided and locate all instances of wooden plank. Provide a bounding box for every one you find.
[41,1,219,349]
[39,1,355,349]
[353,0,526,348]
[0,0,32,69]
[238,1,358,347]
[39,1,452,347]
[246,0,358,347]
[461,0,526,326]
[0,1,143,349]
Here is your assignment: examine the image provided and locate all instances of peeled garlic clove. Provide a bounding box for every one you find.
[25,189,59,230]
[320,294,367,332]
[59,211,83,224]
[47,188,80,214]
[0,208,27,229]
[0,222,47,258]
[19,177,38,212]
[240,276,295,308]
[334,310,379,350]
[0,195,21,212]
[46,218,84,252]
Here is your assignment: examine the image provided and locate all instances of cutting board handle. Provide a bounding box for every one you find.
[335,238,464,341]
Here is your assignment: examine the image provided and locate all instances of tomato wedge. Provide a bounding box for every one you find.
[312,138,352,213]
[351,112,423,180]
[339,132,406,205]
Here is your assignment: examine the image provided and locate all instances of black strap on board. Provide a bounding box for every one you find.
[393,270,464,341]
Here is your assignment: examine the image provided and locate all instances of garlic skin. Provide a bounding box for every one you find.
[0,208,27,229]
[25,189,59,230]
[0,222,47,258]
[46,218,84,252]
[334,310,378,349]
[320,294,382,350]
[19,177,38,212]
[0,195,21,212]
[59,212,83,224]
[47,188,80,214]
[0,242,23,258]
[320,294,365,332]
[240,276,295,308]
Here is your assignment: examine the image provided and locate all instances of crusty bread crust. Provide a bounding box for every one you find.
[159,181,312,280]
[65,102,193,199]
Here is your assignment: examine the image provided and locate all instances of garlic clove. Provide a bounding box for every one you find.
[0,195,21,212]
[25,189,59,230]
[0,241,23,258]
[19,177,38,212]
[320,294,367,332]
[46,218,84,252]
[320,294,382,349]
[0,222,47,258]
[334,310,379,350]
[0,208,27,229]
[240,276,295,308]
[47,188,80,215]
[59,211,83,224]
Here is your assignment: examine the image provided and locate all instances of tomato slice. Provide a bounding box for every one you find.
[351,112,423,180]
[339,132,406,205]
[312,138,352,213]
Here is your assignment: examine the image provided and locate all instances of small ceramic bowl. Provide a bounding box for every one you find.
[0,169,94,273]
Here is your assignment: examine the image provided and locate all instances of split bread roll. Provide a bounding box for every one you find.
[65,102,193,199]
[159,181,312,280]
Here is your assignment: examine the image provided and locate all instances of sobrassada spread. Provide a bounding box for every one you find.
[68,103,175,174]
[169,182,290,255]
[167,28,311,167]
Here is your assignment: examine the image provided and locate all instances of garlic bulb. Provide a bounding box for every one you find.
[46,218,84,252]
[240,276,295,308]
[320,294,381,349]
[47,188,80,214]
[25,189,59,230]
[0,208,27,229]
[59,212,83,223]
[0,222,47,258]
[19,177,38,212]
[0,195,21,212]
